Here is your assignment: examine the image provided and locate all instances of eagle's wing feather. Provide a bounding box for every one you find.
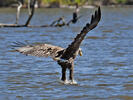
[15,43,64,59]
[61,7,101,59]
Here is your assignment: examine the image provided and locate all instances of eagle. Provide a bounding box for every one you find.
[13,7,101,83]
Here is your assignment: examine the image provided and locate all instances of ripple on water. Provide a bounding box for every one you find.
[0,7,133,100]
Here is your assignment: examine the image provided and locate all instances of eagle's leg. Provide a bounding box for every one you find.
[69,62,74,81]
[57,61,67,81]
[61,67,66,81]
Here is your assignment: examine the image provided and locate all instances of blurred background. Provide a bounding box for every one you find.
[0,0,133,8]
[0,0,133,100]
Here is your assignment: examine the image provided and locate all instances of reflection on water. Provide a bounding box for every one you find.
[0,7,133,99]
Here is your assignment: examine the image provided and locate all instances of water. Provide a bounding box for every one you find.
[0,7,133,100]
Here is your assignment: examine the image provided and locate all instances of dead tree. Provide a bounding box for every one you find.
[16,0,32,24]
[49,16,66,27]
[0,1,81,28]
[67,3,82,26]
[0,0,36,27]
[47,3,82,27]
[25,0,36,26]
[15,0,23,24]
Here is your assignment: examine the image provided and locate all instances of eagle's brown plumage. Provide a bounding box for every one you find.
[13,7,101,83]
[16,44,64,59]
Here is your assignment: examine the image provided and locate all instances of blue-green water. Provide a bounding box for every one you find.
[0,7,133,100]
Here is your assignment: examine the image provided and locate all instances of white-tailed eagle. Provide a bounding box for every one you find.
[13,7,101,83]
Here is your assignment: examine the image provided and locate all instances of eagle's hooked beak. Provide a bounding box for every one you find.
[53,57,60,61]
[79,48,83,56]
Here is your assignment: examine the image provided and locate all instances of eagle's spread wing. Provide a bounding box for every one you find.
[61,7,101,59]
[15,43,64,60]
[89,7,101,30]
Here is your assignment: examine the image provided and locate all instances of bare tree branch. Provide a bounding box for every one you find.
[15,1,23,24]
[25,0,36,26]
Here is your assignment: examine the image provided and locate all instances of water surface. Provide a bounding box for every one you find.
[0,7,133,100]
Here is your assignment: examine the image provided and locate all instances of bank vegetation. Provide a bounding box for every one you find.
[0,0,133,8]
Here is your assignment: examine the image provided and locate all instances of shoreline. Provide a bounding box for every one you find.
[0,4,133,9]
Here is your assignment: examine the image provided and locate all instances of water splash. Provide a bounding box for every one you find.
[59,79,78,85]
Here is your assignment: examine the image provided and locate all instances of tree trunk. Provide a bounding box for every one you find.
[25,0,36,26]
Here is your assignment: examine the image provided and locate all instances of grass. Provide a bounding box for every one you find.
[40,0,129,5]
[116,0,127,3]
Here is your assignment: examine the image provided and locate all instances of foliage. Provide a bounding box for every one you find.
[116,0,127,3]
[41,0,87,5]
[0,0,132,7]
